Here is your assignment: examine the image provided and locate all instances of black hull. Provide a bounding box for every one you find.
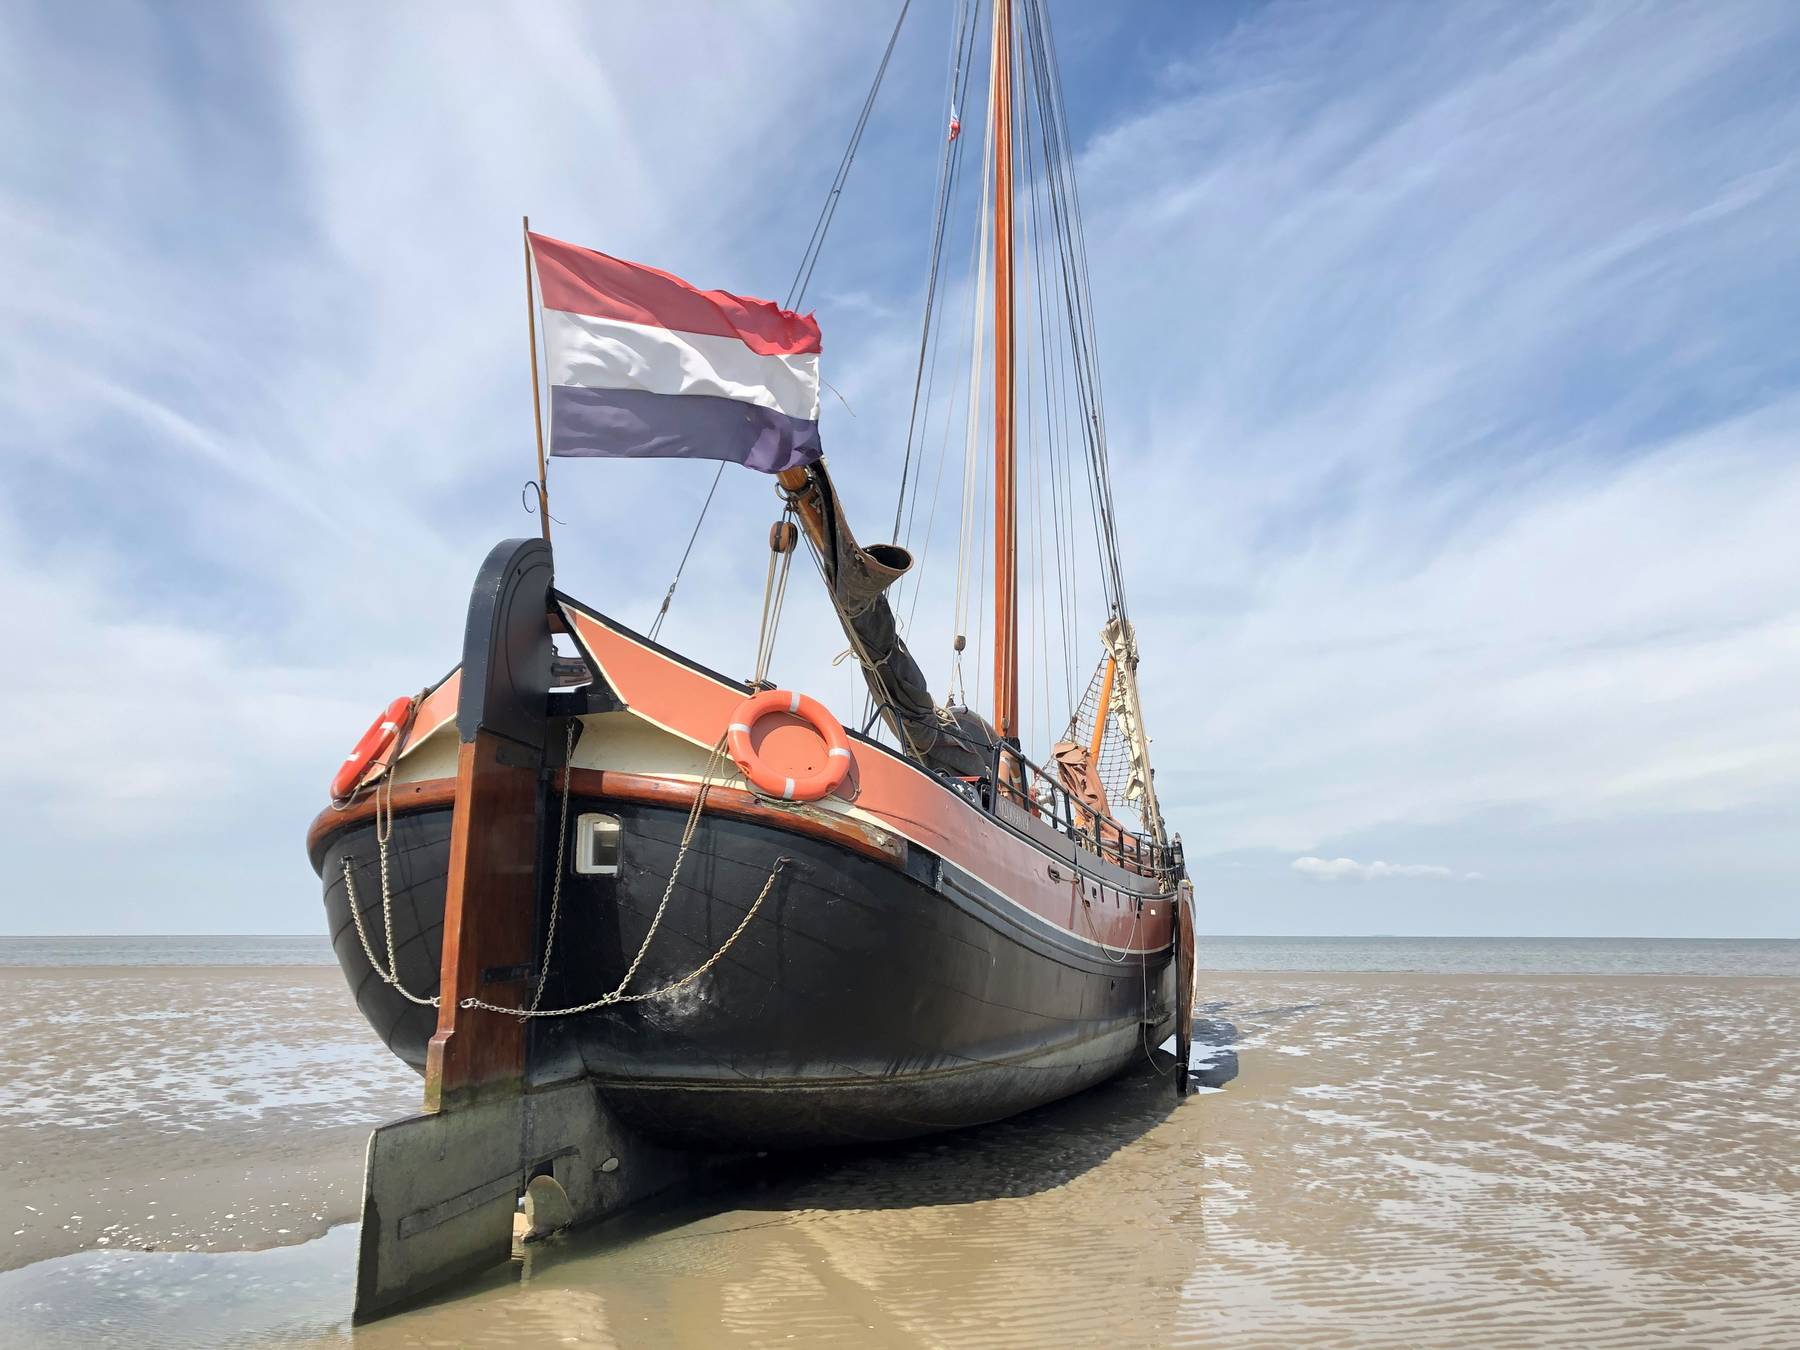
[320,797,1177,1149]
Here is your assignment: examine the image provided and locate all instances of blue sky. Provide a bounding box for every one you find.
[4,1,1798,938]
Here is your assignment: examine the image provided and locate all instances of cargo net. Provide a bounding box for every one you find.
[1063,657,1142,833]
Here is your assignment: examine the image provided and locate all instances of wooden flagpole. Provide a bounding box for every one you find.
[523,215,552,543]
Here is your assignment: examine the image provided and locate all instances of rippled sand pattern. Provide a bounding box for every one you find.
[1179,974,1800,1347]
[334,972,1798,1350]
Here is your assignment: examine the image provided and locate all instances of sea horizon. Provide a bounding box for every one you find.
[5,929,1794,941]
[5,932,1795,978]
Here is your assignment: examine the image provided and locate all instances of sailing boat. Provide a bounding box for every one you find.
[306,0,1196,1153]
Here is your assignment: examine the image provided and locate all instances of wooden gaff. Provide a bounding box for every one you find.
[1087,656,1116,765]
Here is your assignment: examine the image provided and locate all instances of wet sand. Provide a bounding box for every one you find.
[3,968,1797,1346]
[0,965,417,1269]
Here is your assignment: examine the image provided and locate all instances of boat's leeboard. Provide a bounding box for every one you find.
[355,1080,691,1321]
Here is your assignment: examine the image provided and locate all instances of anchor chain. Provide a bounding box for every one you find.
[341,727,788,1020]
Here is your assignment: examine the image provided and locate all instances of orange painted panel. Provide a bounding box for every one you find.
[562,601,1173,955]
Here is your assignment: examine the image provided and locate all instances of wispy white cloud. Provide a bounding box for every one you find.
[4,3,1799,937]
[0,2,914,932]
[1068,2,1800,936]
[1292,857,1483,885]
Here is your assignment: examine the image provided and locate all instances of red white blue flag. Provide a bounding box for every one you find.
[528,231,822,473]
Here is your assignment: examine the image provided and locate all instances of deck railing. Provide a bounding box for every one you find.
[860,696,1181,881]
[983,741,1180,879]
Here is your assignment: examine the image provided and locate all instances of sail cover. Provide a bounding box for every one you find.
[529,231,822,473]
[798,466,996,779]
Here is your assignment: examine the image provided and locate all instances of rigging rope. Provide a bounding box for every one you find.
[653,0,913,639]
[888,0,1145,760]
[752,512,798,686]
[949,58,996,697]
[457,735,790,1019]
[1018,52,1080,717]
[1022,0,1130,621]
[647,462,723,641]
[787,0,915,312]
[892,0,981,542]
[897,29,990,643]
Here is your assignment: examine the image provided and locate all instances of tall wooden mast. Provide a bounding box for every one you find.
[991,0,1020,741]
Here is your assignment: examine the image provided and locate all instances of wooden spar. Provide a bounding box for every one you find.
[776,466,832,600]
[1087,656,1116,763]
[776,466,819,532]
[523,216,552,543]
[990,0,1020,741]
[775,460,970,773]
[775,462,922,758]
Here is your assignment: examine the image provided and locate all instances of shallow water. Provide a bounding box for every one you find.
[0,967,414,1136]
[0,936,339,966]
[4,970,1795,1348]
[1195,934,1800,977]
[0,1226,362,1349]
[0,966,417,1272]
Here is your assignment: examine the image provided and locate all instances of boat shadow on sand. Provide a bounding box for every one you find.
[577,1020,1242,1250]
[388,1023,1249,1324]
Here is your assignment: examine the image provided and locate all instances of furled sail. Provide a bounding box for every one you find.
[784,463,996,778]
[1101,616,1166,845]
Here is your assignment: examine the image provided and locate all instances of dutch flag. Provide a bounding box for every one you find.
[529,231,822,474]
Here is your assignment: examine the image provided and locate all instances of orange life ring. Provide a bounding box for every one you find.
[331,695,415,801]
[726,689,851,802]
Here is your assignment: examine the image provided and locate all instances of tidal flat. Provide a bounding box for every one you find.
[2,947,1796,1347]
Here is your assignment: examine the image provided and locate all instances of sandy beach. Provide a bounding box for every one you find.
[3,954,1797,1347]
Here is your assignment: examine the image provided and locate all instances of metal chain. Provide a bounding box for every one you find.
[341,697,439,1007]
[1139,940,1177,1079]
[608,853,789,1006]
[342,853,437,1007]
[375,761,405,991]
[339,706,787,1020]
[1064,868,1176,1076]
[458,736,791,1019]
[528,719,579,1012]
[610,739,731,995]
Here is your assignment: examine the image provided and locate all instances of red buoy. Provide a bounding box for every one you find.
[331,695,415,801]
[725,689,851,802]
